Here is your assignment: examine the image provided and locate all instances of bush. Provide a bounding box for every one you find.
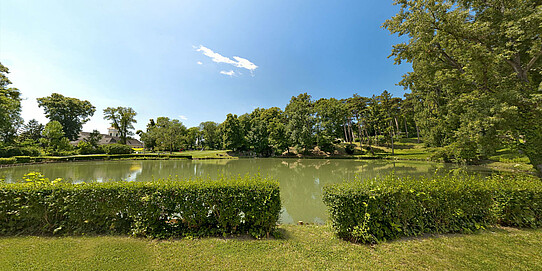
[0,158,16,165]
[0,174,281,238]
[0,146,23,157]
[14,156,32,163]
[103,143,132,154]
[77,141,105,155]
[345,144,355,155]
[323,174,542,243]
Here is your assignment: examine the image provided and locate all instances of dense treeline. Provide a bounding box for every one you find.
[0,62,138,157]
[136,91,418,157]
[1,0,541,179]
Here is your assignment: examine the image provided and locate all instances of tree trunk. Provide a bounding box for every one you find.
[415,123,420,143]
[524,128,542,177]
[394,117,401,136]
[404,118,409,138]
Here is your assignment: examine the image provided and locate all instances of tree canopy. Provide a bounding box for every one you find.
[37,93,95,141]
[384,0,542,175]
[0,62,22,143]
[103,107,137,144]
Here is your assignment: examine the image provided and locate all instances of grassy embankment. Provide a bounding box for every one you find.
[1,225,540,270]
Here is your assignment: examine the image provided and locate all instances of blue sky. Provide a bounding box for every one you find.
[0,0,411,135]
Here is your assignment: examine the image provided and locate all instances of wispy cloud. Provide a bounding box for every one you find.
[195,45,258,75]
[220,70,235,76]
[179,115,188,120]
[197,61,203,65]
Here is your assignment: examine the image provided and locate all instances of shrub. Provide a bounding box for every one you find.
[103,143,132,154]
[14,156,32,163]
[0,146,23,157]
[345,144,355,155]
[0,158,16,165]
[77,141,105,155]
[0,174,281,238]
[323,174,542,243]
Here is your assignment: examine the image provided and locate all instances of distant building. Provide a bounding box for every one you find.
[70,130,144,148]
[108,127,119,137]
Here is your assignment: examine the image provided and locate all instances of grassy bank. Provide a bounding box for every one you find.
[1,225,541,270]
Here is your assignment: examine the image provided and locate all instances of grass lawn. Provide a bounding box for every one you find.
[176,150,234,159]
[1,225,541,270]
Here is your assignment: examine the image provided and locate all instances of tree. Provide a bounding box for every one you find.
[285,93,316,152]
[19,119,44,142]
[384,0,542,175]
[199,121,220,150]
[152,117,187,152]
[0,63,23,143]
[86,129,103,148]
[138,119,158,150]
[314,98,349,151]
[37,93,95,141]
[41,121,71,153]
[103,107,137,144]
[221,114,243,151]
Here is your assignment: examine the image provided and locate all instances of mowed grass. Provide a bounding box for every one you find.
[175,150,234,159]
[1,225,541,271]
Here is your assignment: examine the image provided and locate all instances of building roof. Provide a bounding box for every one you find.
[70,132,144,148]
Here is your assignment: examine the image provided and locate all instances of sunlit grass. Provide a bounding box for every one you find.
[1,225,541,270]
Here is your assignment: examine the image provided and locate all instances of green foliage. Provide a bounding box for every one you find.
[77,141,104,155]
[0,145,40,157]
[19,119,44,142]
[103,106,137,144]
[0,174,281,238]
[103,143,132,154]
[344,144,355,155]
[0,63,23,143]
[285,93,315,152]
[199,121,220,150]
[41,121,72,154]
[37,93,95,141]
[0,157,16,165]
[221,114,244,152]
[384,0,542,175]
[323,174,542,243]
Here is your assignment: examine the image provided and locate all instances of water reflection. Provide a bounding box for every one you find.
[0,158,493,224]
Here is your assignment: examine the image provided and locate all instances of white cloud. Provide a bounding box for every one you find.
[197,61,203,65]
[196,45,258,75]
[220,70,235,76]
[179,115,188,120]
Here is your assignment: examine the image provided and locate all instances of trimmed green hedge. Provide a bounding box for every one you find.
[0,157,16,165]
[323,174,542,243]
[103,143,132,154]
[0,175,281,238]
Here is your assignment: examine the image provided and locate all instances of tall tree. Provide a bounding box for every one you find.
[199,121,220,150]
[40,121,71,153]
[0,63,23,143]
[103,107,137,144]
[285,93,316,152]
[385,0,542,174]
[152,117,187,152]
[19,119,44,142]
[37,93,95,141]
[221,113,243,151]
[138,119,158,150]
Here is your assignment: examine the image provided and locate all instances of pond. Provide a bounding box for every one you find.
[0,158,493,224]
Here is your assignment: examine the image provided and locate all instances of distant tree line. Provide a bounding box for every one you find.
[0,62,137,156]
[137,91,418,156]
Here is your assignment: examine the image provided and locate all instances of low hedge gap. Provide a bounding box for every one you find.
[323,174,542,243]
[0,174,281,238]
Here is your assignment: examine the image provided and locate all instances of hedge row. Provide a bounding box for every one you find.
[0,174,281,238]
[323,174,542,243]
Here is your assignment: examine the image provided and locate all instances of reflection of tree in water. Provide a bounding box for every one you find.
[0,159,494,223]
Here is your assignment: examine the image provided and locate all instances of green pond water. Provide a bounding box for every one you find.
[0,158,493,224]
